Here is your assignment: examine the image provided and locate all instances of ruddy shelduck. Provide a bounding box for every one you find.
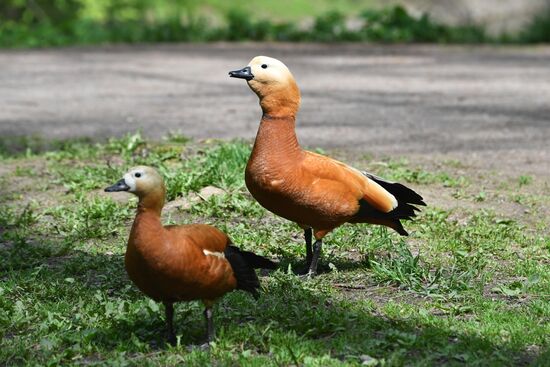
[229,56,425,276]
[105,166,276,345]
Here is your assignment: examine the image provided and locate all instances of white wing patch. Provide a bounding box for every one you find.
[203,249,225,259]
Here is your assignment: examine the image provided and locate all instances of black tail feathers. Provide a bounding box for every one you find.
[238,250,278,270]
[358,172,427,236]
[364,172,426,208]
[390,220,409,236]
[224,245,277,299]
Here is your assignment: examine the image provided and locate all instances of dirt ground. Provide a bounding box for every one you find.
[1,43,549,177]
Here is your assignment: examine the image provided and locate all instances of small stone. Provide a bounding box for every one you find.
[198,186,226,200]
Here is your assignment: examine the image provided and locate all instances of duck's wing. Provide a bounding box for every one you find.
[302,151,399,213]
[302,151,426,235]
[165,224,275,298]
[165,224,237,296]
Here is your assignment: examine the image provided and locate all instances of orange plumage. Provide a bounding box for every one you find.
[105,166,276,344]
[230,56,425,275]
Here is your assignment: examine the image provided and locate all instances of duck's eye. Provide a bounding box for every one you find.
[135,172,142,178]
[261,64,268,69]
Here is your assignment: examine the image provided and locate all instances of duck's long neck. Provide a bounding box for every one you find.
[250,114,302,162]
[137,190,164,216]
[258,79,301,119]
[251,84,302,160]
[129,191,165,249]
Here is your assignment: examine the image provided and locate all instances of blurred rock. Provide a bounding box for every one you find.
[164,194,199,211]
[360,354,379,366]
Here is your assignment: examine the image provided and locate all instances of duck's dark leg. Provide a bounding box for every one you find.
[304,228,313,267]
[163,301,176,345]
[204,306,215,344]
[307,239,323,277]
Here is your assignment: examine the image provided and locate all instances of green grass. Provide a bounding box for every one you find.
[372,159,469,188]
[1,134,549,365]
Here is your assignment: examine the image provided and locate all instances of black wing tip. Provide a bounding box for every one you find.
[238,248,278,270]
[224,245,278,271]
[394,183,426,207]
[242,285,261,299]
[364,171,427,207]
[409,194,426,207]
[392,220,409,236]
[411,196,427,207]
[398,228,409,236]
[263,260,278,270]
[224,245,276,299]
[251,289,260,300]
[249,254,278,270]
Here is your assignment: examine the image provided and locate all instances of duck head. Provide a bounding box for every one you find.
[229,56,301,118]
[105,166,166,212]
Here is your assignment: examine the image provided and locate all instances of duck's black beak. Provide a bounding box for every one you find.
[229,66,253,81]
[105,178,130,192]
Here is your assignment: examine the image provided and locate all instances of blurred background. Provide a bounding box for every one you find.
[1,0,550,47]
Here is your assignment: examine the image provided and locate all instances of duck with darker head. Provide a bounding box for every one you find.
[230,56,426,277]
[105,166,277,345]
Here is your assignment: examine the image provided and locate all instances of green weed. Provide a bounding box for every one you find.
[45,194,133,242]
[371,159,468,187]
[518,175,533,187]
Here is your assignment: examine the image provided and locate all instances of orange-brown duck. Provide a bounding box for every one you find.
[105,166,276,344]
[229,56,425,276]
